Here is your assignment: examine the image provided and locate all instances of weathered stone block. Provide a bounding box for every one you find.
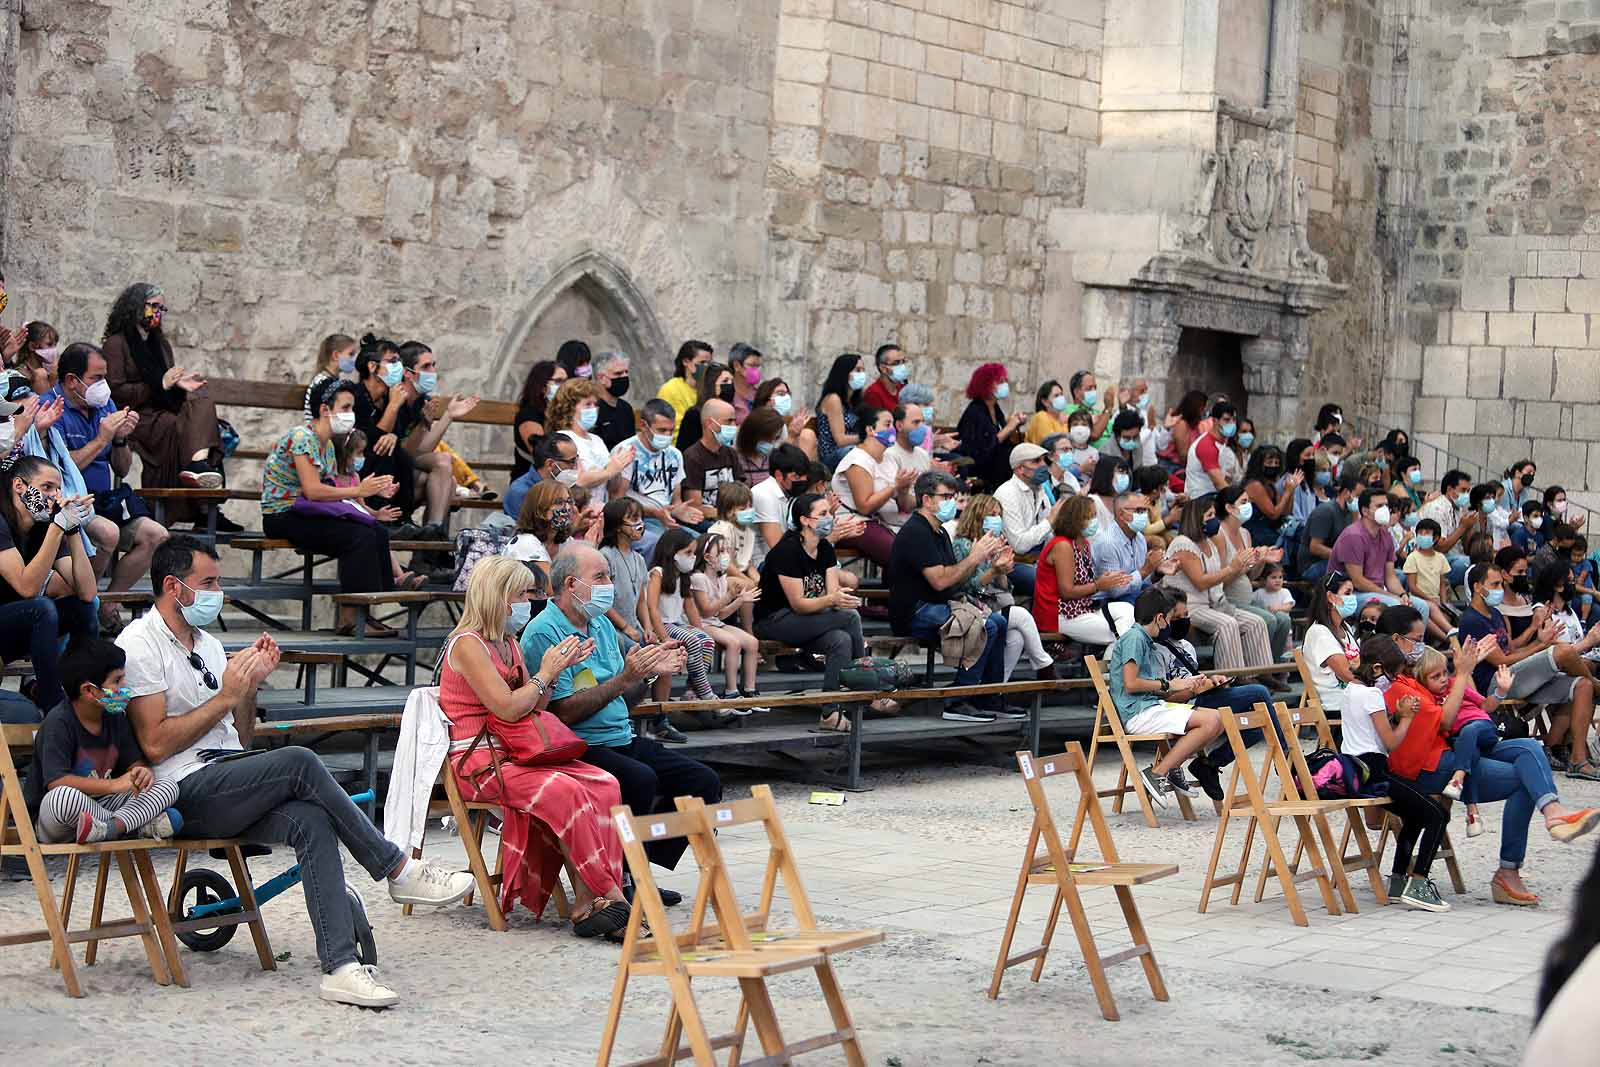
[1486,312,1534,346]
[1420,345,1467,397]
[383,172,433,241]
[177,204,243,252]
[1444,396,1476,434]
[1568,278,1600,311]
[1412,396,1445,434]
[1513,277,1566,312]
[1461,275,1510,312]
[1535,313,1587,347]
[94,195,175,244]
[1467,346,1502,398]
[1502,346,1554,400]
[1555,348,1600,400]
[1534,437,1585,491]
[1475,400,1514,436]
[1539,250,1581,277]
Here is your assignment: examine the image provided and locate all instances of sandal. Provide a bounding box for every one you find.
[397,571,428,591]
[1547,806,1600,843]
[1490,873,1541,906]
[1566,762,1600,783]
[573,898,631,939]
[818,710,853,733]
[868,698,903,716]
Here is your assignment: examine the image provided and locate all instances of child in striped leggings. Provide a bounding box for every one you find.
[642,529,737,726]
[24,639,182,844]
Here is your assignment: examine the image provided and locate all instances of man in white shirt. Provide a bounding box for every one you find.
[122,535,472,1008]
[881,403,934,524]
[608,398,701,557]
[1416,468,1480,590]
[751,443,811,570]
[993,442,1059,602]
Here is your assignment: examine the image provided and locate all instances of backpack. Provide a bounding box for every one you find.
[453,526,515,591]
[839,656,920,692]
[1299,747,1385,799]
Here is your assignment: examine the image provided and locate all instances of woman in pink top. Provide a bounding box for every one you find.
[1443,660,1514,838]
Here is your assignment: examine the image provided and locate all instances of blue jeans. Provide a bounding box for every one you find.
[1451,719,1500,803]
[1406,738,1559,869]
[1008,563,1035,604]
[0,596,98,709]
[1300,558,1328,584]
[1446,553,1470,590]
[1355,591,1431,626]
[1192,683,1286,768]
[909,602,1008,709]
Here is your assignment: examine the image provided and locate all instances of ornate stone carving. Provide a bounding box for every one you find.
[1290,175,1330,276]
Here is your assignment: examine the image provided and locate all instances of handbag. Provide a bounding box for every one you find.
[840,656,919,691]
[290,494,377,526]
[445,634,586,786]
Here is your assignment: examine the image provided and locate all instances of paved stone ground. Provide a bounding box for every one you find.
[2,749,1586,1066]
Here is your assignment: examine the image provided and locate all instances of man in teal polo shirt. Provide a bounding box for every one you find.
[521,542,722,874]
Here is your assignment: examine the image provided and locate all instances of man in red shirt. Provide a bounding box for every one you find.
[862,343,907,411]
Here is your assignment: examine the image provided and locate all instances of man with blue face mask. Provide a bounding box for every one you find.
[1183,399,1242,500]
[1091,491,1166,606]
[609,399,701,555]
[379,341,481,540]
[1417,469,1481,591]
[863,343,908,411]
[523,543,721,883]
[994,442,1059,601]
[120,535,475,1008]
[682,397,739,524]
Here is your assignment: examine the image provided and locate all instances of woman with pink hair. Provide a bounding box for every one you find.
[956,362,1026,491]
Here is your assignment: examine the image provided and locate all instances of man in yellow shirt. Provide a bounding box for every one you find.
[657,340,712,434]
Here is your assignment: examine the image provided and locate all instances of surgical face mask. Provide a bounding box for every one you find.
[1480,498,1497,514]
[330,410,356,435]
[1401,639,1426,665]
[1202,516,1221,538]
[650,432,672,451]
[578,406,599,431]
[907,425,928,448]
[742,365,763,387]
[890,363,911,383]
[177,579,225,628]
[575,364,593,379]
[1219,421,1237,439]
[1069,425,1091,445]
[1118,436,1138,452]
[848,370,868,391]
[507,601,533,634]
[97,684,133,716]
[35,346,59,367]
[1030,466,1051,486]
[1082,519,1100,540]
[981,515,1004,537]
[715,423,737,447]
[674,552,696,573]
[546,380,561,401]
[711,553,729,572]
[1236,501,1254,523]
[1403,512,1420,528]
[923,404,935,422]
[1081,388,1099,408]
[555,468,580,488]
[1530,515,1544,530]
[995,382,1010,400]
[1554,499,1569,514]
[1415,534,1435,550]
[1137,394,1150,411]
[936,498,958,523]
[1454,491,1470,509]
[1112,473,1130,494]
[1346,497,1360,514]
[1128,511,1150,534]
[337,354,357,375]
[353,456,365,473]
[1050,394,1068,412]
[379,361,404,388]
[575,577,615,619]
[1315,471,1333,488]
[756,439,776,456]
[1337,593,1360,619]
[1238,432,1255,449]
[735,507,757,525]
[1408,469,1423,485]
[812,514,836,537]
[1373,505,1391,526]
[82,379,112,409]
[772,393,793,417]
[1484,587,1505,608]
[873,428,896,447]
[416,370,438,395]
[1056,451,1073,469]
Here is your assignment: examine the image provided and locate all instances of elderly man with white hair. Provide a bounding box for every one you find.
[590,350,636,450]
[521,542,722,881]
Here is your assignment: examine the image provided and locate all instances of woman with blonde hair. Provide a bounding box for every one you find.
[550,379,633,507]
[439,555,630,937]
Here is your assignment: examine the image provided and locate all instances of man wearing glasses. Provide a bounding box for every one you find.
[500,433,581,525]
[120,534,473,1007]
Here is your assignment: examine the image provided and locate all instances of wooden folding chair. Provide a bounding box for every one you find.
[1372,797,1467,895]
[596,805,838,1067]
[400,762,569,930]
[1196,704,1347,927]
[673,787,882,1065]
[1073,656,1196,847]
[1257,701,1390,912]
[990,744,1177,1021]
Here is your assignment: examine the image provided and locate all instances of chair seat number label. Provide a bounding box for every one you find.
[650,822,667,838]
[1043,762,1055,775]
[1020,753,1035,779]
[716,809,733,823]
[616,814,635,842]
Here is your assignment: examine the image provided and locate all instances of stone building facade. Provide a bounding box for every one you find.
[0,0,1591,499]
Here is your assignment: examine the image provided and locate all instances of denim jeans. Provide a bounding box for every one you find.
[1300,558,1328,585]
[1008,563,1036,603]
[0,596,98,709]
[176,747,404,973]
[1446,553,1471,591]
[1451,719,1500,804]
[908,601,1008,708]
[1404,738,1559,869]
[1192,683,1286,768]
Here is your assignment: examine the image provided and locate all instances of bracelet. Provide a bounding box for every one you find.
[528,676,548,696]
[112,438,129,448]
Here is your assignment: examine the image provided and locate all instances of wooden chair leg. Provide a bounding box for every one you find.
[54,853,82,972]
[737,977,790,1061]
[133,850,188,988]
[24,844,83,996]
[658,1001,684,1067]
[224,846,277,971]
[814,960,866,1067]
[1314,814,1359,914]
[665,974,718,1067]
[459,809,507,931]
[84,853,111,966]
[1029,886,1065,983]
[1197,802,1235,914]
[402,844,423,917]
[1293,814,1343,920]
[113,851,172,987]
[1345,811,1390,904]
[1068,733,1107,852]
[1057,879,1120,1022]
[1230,816,1261,906]
[167,848,189,915]
[1439,827,1467,894]
[1114,884,1168,1002]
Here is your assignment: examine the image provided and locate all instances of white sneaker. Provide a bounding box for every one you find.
[387,859,474,907]
[320,962,398,1008]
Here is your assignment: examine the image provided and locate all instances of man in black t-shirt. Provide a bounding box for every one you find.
[592,351,637,451]
[1299,471,1360,583]
[886,471,1011,721]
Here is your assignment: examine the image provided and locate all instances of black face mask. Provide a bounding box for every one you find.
[1356,618,1378,637]
[1167,616,1191,642]
[717,383,736,403]
[1521,473,1535,488]
[609,375,630,399]
[1263,465,1281,478]
[1511,575,1532,596]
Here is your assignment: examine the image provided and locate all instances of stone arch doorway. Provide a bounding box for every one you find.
[491,251,672,407]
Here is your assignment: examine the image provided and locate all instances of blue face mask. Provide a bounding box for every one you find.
[936,499,958,523]
[1137,394,1149,411]
[773,394,793,417]
[1056,451,1073,469]
[890,363,911,383]
[1346,497,1360,513]
[1081,389,1099,408]
[995,382,1010,400]
[1113,473,1130,494]
[1117,435,1138,452]
[735,507,758,525]
[98,685,133,715]
[923,405,935,422]
[353,456,365,473]
[981,515,1004,537]
[1238,432,1255,449]
[1337,594,1360,618]
[873,428,897,447]
[1128,511,1150,534]
[1082,519,1100,540]
[756,439,776,456]
[1454,491,1470,508]
[1404,512,1420,528]
[1031,466,1051,486]
[575,578,615,619]
[907,425,929,447]
[650,432,673,451]
[1219,421,1237,439]
[1409,469,1423,485]
[716,424,738,447]
[177,579,224,628]
[1484,587,1505,608]
[506,601,532,634]
[337,355,356,375]
[1236,501,1254,523]
[1316,471,1333,488]
[1415,534,1435,550]
[1202,517,1222,537]
[1051,394,1068,412]
[813,514,836,537]
[379,361,404,388]
[848,370,868,391]
[416,370,438,395]
[579,406,599,431]
[1481,498,1497,514]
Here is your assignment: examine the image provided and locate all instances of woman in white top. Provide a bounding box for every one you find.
[830,406,915,568]
[1302,571,1362,713]
[1214,485,1291,664]
[1162,497,1274,672]
[549,379,633,507]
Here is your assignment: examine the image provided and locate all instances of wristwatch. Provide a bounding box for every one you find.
[112,438,129,448]
[1158,679,1170,696]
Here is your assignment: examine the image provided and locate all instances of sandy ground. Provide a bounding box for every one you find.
[1,748,1590,1067]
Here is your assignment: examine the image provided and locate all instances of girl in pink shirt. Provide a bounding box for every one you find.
[1441,661,1513,837]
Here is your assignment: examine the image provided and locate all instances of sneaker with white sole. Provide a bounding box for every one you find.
[1441,779,1463,800]
[75,811,109,845]
[1139,765,1172,811]
[1399,876,1451,913]
[387,859,475,907]
[1166,766,1202,799]
[942,703,997,723]
[1465,810,1486,837]
[320,962,398,1008]
[146,807,183,840]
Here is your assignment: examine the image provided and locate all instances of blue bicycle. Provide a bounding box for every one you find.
[172,790,378,965]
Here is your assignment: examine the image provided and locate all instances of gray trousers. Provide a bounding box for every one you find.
[176,746,403,973]
[754,608,865,693]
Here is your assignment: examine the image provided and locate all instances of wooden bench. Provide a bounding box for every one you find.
[224,537,458,631]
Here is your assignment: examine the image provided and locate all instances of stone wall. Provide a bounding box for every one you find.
[1403,2,1600,508]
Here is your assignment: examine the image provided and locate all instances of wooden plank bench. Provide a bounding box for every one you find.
[223,537,457,631]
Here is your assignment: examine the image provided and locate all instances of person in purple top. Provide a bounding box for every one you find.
[1330,487,1431,628]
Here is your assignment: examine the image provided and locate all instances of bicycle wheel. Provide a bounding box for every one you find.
[346,885,377,966]
[174,868,240,952]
